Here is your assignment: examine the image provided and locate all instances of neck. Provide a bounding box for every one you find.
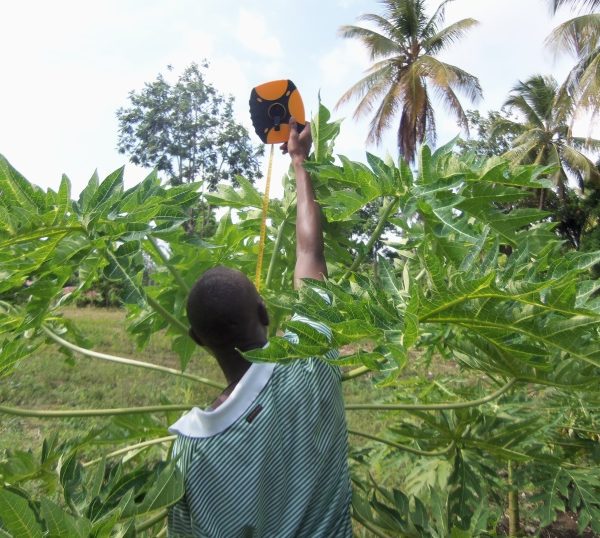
[209,330,267,386]
[211,347,253,386]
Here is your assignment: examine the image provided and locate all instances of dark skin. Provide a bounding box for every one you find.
[193,118,326,408]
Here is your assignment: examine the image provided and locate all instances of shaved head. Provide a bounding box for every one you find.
[186,266,269,350]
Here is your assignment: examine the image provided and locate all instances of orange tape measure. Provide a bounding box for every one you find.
[249,79,306,143]
[249,80,305,291]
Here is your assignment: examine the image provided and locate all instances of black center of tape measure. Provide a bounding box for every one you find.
[268,103,286,130]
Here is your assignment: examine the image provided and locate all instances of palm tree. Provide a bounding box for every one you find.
[550,0,600,11]
[546,0,600,120]
[337,0,482,163]
[493,75,600,208]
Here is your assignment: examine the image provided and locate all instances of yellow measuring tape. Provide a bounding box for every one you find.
[254,143,275,291]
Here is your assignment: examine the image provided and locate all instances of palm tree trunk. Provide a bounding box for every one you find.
[538,188,546,210]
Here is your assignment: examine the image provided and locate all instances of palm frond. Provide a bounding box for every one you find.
[425,100,437,146]
[509,129,548,154]
[340,63,393,119]
[573,48,600,115]
[423,18,480,54]
[570,135,600,150]
[550,0,600,14]
[416,56,483,103]
[561,144,600,185]
[504,90,547,128]
[358,13,399,39]
[490,117,527,139]
[429,82,469,134]
[384,0,426,42]
[559,148,585,190]
[339,24,403,60]
[423,0,456,33]
[546,13,600,59]
[553,82,577,126]
[547,144,570,195]
[336,61,395,113]
[367,74,405,146]
[507,76,561,123]
[504,138,544,165]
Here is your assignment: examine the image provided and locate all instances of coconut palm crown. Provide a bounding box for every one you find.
[337,0,482,163]
[493,75,600,206]
[546,4,600,120]
[550,0,600,12]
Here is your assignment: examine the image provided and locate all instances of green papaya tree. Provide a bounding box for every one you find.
[1,104,599,535]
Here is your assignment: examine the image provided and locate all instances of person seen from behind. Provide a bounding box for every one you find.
[167,117,353,538]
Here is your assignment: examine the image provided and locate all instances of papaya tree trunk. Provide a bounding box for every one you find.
[508,461,520,537]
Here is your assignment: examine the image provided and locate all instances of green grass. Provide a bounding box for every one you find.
[0,307,451,537]
[0,306,387,456]
[0,307,222,454]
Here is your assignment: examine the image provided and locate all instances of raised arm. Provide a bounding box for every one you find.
[281,118,327,289]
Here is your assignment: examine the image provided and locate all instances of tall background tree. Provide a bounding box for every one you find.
[492,74,599,207]
[550,0,600,12]
[456,109,519,159]
[547,0,600,120]
[116,63,263,189]
[337,0,482,163]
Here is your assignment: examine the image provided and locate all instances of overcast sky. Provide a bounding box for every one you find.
[0,0,585,198]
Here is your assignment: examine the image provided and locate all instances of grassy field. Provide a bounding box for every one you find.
[4,308,591,536]
[0,306,387,456]
[0,307,393,536]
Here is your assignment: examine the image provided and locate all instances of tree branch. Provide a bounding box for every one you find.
[348,428,455,457]
[147,235,190,294]
[135,508,169,533]
[43,326,224,390]
[146,295,189,336]
[345,378,518,411]
[342,365,372,381]
[338,197,399,283]
[83,435,176,467]
[0,403,193,418]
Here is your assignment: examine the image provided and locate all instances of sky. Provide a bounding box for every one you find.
[0,0,588,199]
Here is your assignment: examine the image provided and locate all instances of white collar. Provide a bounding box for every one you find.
[168,362,276,438]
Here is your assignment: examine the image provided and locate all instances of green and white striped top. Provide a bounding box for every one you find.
[167,317,352,538]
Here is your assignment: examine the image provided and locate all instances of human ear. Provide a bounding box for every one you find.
[189,328,203,346]
[258,300,269,327]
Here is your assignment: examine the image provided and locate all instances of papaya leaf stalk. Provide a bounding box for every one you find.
[43,326,224,390]
[348,429,455,457]
[338,196,399,283]
[345,379,518,411]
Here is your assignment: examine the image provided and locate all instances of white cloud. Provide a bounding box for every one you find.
[319,39,370,100]
[1,0,596,198]
[235,9,283,59]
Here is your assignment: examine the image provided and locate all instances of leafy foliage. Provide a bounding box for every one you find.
[1,104,600,534]
[116,62,263,189]
[0,424,182,536]
[456,110,519,160]
[493,74,600,200]
[546,5,600,120]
